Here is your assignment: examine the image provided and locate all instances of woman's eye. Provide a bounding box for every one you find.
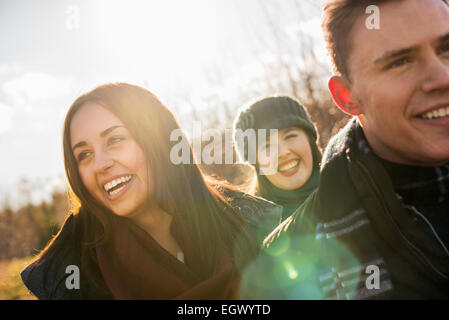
[285,134,297,140]
[108,136,124,145]
[77,151,91,162]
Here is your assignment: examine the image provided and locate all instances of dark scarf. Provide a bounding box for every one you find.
[257,165,320,218]
[379,158,449,206]
[95,215,240,300]
[378,158,449,249]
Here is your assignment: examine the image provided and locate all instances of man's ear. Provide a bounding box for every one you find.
[328,75,361,116]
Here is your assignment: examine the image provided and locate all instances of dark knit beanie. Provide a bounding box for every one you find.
[233,96,318,164]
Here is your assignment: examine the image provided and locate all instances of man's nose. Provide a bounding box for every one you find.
[421,55,449,93]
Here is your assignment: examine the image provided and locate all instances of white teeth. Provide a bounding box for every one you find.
[279,160,300,172]
[421,106,449,119]
[103,175,132,192]
[109,184,126,195]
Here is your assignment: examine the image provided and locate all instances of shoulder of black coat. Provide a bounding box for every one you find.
[20,213,83,299]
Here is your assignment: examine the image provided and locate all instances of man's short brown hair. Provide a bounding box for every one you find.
[322,0,449,79]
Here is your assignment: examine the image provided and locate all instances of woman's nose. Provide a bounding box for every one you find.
[278,142,291,159]
[94,152,114,173]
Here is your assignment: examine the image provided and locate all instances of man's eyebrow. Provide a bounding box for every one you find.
[436,32,449,44]
[373,33,449,65]
[373,46,419,65]
[72,125,124,152]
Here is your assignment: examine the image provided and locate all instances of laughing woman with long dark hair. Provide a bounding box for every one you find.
[20,83,282,299]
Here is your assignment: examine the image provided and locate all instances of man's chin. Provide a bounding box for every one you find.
[427,154,449,167]
[411,148,449,167]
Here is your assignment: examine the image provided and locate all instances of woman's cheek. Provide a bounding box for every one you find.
[80,169,98,199]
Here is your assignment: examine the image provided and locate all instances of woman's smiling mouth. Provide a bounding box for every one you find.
[103,174,135,200]
[278,159,301,176]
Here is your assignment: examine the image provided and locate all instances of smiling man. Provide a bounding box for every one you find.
[263,0,449,299]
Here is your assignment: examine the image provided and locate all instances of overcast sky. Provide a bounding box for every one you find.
[0,0,327,206]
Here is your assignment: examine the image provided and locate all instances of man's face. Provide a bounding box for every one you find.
[346,0,449,166]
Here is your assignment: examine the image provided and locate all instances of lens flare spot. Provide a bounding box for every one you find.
[286,265,298,280]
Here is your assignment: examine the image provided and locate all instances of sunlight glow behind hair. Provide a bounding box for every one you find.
[91,0,235,85]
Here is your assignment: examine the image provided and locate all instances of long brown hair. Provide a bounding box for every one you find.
[38,83,258,296]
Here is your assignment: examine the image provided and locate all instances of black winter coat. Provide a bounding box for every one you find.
[21,191,283,300]
[262,119,449,299]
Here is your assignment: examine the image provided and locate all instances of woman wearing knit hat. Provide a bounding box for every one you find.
[234,96,321,219]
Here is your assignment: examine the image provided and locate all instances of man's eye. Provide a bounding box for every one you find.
[386,57,411,69]
[438,43,449,55]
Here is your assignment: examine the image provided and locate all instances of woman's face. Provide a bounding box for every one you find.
[257,127,314,190]
[70,102,153,217]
